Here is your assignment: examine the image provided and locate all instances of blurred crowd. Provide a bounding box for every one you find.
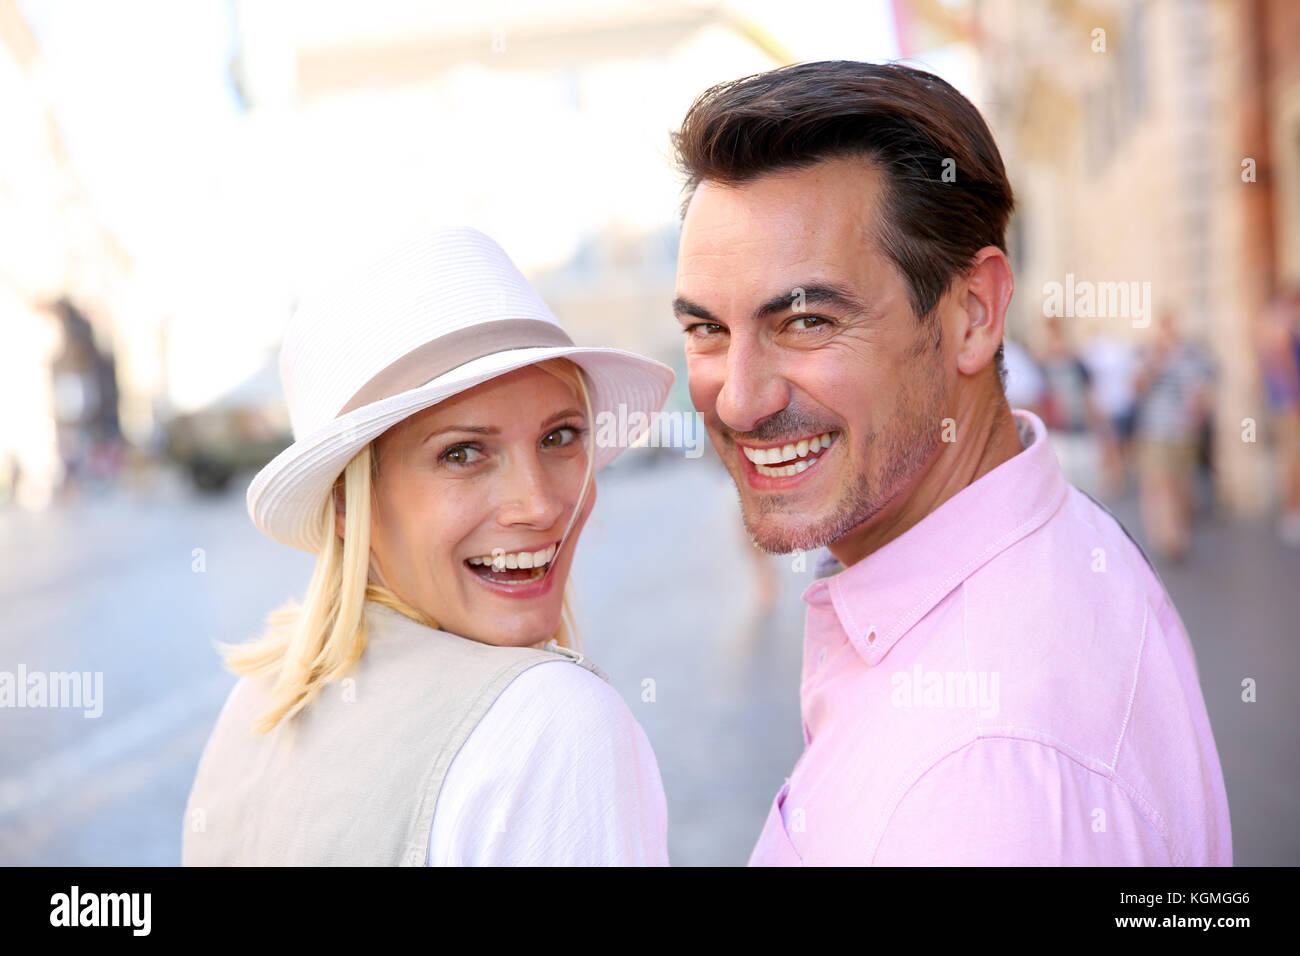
[1006,295,1300,561]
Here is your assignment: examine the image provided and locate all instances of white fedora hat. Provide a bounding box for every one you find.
[247,226,674,553]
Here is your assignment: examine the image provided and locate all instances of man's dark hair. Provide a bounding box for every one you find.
[671,60,1014,388]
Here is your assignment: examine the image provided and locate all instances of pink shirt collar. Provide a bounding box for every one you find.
[801,409,1068,667]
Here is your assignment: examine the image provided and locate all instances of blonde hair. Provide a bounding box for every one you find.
[220,357,596,734]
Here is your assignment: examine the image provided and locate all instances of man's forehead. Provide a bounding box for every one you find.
[676,191,888,317]
[680,172,881,274]
[683,156,883,224]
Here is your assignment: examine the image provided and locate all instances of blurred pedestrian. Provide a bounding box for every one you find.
[1038,316,1102,496]
[1080,328,1140,498]
[1258,286,1300,545]
[1133,313,1215,562]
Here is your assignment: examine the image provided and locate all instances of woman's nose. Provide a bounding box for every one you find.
[495,453,565,529]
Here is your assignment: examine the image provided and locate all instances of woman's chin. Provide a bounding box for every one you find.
[464,610,564,648]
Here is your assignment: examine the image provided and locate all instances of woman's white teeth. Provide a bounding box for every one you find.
[742,432,836,472]
[467,543,557,570]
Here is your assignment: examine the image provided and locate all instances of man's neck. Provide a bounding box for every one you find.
[827,392,1024,568]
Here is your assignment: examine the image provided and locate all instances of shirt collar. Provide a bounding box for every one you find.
[800,409,1067,666]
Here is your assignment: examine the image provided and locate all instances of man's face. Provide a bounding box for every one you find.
[674,156,953,554]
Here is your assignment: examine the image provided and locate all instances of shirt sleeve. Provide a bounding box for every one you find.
[871,736,1173,865]
[427,660,669,866]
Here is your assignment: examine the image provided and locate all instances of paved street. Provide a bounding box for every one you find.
[1,450,1296,865]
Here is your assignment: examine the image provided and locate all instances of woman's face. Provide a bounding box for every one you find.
[357,363,595,647]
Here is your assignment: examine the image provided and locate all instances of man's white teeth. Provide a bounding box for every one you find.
[757,458,814,478]
[467,543,557,570]
[742,432,837,469]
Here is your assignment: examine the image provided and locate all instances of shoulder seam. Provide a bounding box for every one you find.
[1110,602,1148,773]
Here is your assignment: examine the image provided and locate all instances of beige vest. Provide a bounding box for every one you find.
[182,600,606,866]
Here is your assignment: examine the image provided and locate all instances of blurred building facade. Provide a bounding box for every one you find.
[963,0,1298,515]
[0,0,132,508]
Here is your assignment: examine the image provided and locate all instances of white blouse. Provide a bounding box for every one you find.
[426,659,669,865]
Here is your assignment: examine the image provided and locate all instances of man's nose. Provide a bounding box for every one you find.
[496,454,565,529]
[714,339,790,434]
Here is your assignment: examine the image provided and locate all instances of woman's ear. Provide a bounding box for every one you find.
[332,482,346,539]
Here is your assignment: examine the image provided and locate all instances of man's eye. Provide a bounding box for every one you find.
[684,322,726,336]
[787,315,830,331]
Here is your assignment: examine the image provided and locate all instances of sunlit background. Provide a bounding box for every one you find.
[2,0,1298,866]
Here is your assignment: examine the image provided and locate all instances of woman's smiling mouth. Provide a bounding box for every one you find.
[465,541,560,586]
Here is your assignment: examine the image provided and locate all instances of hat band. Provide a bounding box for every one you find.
[336,318,575,417]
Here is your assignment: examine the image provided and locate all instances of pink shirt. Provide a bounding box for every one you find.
[749,409,1232,866]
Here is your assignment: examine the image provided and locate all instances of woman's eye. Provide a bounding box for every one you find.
[440,444,483,466]
[541,426,582,448]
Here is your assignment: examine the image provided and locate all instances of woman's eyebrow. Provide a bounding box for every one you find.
[421,407,583,445]
[422,424,497,444]
[539,407,583,429]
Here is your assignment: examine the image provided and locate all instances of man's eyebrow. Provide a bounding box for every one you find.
[673,285,872,325]
[754,284,872,321]
[672,295,718,322]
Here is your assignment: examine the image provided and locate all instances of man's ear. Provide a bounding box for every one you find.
[955,246,1014,377]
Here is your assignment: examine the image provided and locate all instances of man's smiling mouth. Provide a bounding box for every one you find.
[738,431,839,478]
[464,542,559,585]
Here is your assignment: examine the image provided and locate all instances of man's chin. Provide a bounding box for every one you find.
[742,514,836,555]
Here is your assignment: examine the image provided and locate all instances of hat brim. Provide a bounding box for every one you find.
[247,346,675,553]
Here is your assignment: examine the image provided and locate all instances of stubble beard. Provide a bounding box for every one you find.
[736,351,950,556]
